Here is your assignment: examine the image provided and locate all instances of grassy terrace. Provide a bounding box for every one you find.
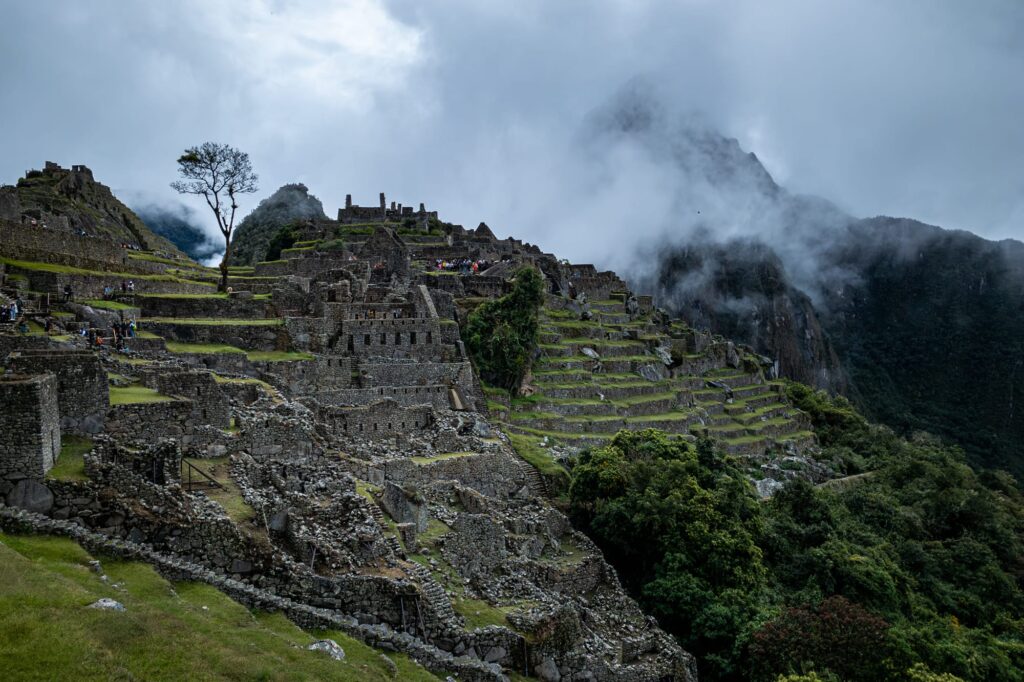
[163,341,313,362]
[0,257,215,288]
[410,451,478,465]
[83,299,138,311]
[47,436,93,482]
[140,317,283,326]
[137,293,228,300]
[109,385,174,405]
[0,533,440,681]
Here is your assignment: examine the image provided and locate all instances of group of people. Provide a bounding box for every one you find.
[1,297,22,322]
[101,280,135,298]
[81,318,137,351]
[434,257,494,275]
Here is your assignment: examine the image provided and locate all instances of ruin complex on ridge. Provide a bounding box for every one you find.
[0,168,827,682]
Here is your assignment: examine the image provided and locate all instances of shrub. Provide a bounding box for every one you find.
[464,267,544,391]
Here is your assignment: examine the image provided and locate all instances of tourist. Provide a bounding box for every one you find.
[129,319,136,338]
[127,280,135,293]
[63,284,73,302]
[121,280,127,293]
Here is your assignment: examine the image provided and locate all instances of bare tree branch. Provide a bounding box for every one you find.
[170,142,258,290]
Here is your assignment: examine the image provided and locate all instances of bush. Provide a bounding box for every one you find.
[464,267,544,391]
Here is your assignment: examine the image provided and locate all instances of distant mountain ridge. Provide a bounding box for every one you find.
[598,91,1024,474]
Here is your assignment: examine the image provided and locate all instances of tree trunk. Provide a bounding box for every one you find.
[220,234,232,292]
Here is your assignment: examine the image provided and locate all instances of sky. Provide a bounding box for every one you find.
[1,0,1022,270]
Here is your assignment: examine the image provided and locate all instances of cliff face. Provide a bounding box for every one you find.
[646,204,1024,475]
[0,162,184,257]
[647,239,847,393]
[229,184,327,265]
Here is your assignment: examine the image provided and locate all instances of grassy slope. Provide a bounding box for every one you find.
[0,533,440,682]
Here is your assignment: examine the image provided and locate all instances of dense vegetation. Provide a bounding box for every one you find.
[569,387,1024,681]
[464,267,544,391]
[823,217,1024,478]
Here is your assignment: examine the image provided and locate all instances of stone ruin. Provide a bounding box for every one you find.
[0,182,832,681]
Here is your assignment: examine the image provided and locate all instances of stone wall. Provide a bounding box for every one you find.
[338,317,442,359]
[8,266,216,299]
[105,400,194,442]
[319,399,434,439]
[7,349,108,434]
[0,219,139,271]
[141,320,289,352]
[136,295,271,320]
[385,452,527,500]
[318,384,450,409]
[0,374,60,479]
[148,370,230,429]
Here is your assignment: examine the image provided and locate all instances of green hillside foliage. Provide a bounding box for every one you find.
[464,267,544,392]
[569,392,1024,682]
[823,218,1024,478]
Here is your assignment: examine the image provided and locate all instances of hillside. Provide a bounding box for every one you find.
[610,101,1024,476]
[0,532,440,681]
[0,162,185,257]
[228,183,328,265]
[0,175,1022,681]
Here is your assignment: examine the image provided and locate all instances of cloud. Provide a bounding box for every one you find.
[1,0,1022,266]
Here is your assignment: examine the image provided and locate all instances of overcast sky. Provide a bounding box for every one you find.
[2,0,1022,267]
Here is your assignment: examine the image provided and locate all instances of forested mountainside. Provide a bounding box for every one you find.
[606,93,1024,476]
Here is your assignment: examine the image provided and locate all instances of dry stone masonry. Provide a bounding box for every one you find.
[0,172,839,681]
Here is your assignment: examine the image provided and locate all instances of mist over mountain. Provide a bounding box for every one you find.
[229,184,327,266]
[596,85,1024,474]
[133,202,220,263]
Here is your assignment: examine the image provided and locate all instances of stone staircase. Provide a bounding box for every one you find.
[404,560,463,633]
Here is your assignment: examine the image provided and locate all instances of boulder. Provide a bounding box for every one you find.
[472,419,492,438]
[89,598,125,612]
[308,639,346,661]
[6,479,53,514]
[581,347,600,361]
[536,657,561,682]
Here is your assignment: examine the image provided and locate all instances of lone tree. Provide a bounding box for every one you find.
[171,142,258,290]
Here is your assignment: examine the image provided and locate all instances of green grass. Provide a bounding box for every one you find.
[133,330,161,340]
[109,385,174,406]
[246,351,314,362]
[410,452,477,465]
[0,257,216,288]
[47,436,93,482]
[164,341,246,355]
[136,293,228,300]
[141,317,283,326]
[0,533,441,681]
[83,299,137,311]
[507,433,571,492]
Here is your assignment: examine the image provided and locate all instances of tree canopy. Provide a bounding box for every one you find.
[569,394,1024,681]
